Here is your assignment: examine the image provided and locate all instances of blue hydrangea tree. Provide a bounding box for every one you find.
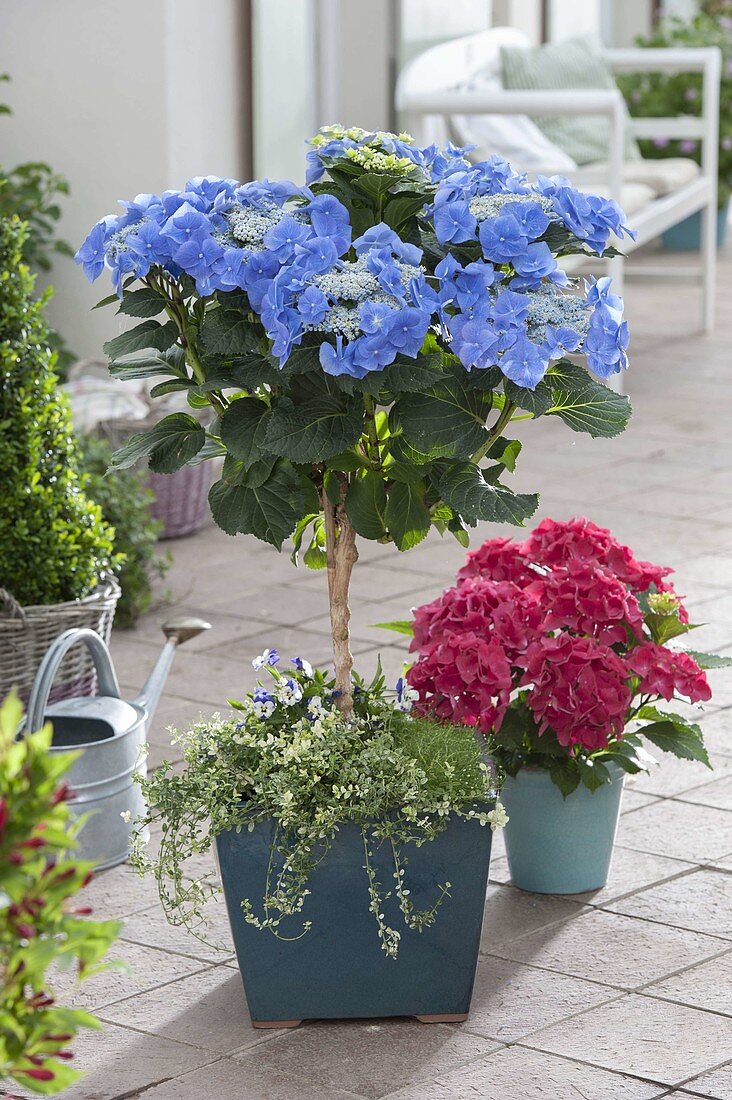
[79,127,632,716]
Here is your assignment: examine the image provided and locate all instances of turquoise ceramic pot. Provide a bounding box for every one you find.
[661,198,729,251]
[502,765,625,895]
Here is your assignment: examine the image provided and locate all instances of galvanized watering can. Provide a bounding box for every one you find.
[25,618,210,870]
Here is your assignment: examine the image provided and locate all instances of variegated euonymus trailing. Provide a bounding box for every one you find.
[78,126,633,715]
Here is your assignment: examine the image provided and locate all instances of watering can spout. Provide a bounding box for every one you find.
[134,617,211,726]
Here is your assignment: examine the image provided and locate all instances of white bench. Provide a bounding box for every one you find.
[396,28,721,332]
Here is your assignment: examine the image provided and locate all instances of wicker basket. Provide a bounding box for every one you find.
[149,463,213,540]
[0,577,120,706]
[99,416,213,540]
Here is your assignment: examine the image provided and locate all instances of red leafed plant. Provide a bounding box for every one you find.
[399,517,731,795]
[0,694,120,1097]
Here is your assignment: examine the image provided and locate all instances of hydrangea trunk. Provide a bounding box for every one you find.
[322,482,358,719]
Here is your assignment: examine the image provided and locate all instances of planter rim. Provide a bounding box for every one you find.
[0,575,121,621]
[506,761,626,784]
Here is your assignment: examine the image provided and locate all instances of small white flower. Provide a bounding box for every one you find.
[252,648,280,670]
[252,699,275,720]
[120,810,132,823]
[277,678,304,707]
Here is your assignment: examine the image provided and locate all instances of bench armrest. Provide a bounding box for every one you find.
[397,87,626,201]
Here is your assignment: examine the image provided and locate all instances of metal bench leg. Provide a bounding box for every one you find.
[700,197,717,333]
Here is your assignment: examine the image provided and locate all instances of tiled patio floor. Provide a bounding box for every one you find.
[59,246,732,1099]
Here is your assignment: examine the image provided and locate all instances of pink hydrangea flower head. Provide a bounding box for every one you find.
[521,633,632,751]
[406,631,513,732]
[458,537,536,586]
[627,643,711,703]
[528,558,644,645]
[410,577,542,659]
[522,516,675,594]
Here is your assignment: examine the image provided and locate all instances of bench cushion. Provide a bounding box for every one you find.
[500,34,641,165]
[573,157,701,198]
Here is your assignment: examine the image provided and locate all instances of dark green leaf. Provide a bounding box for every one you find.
[118,286,166,318]
[110,413,205,474]
[219,397,270,465]
[149,379,192,398]
[544,361,631,438]
[385,480,431,551]
[549,761,581,798]
[92,292,119,311]
[578,757,612,792]
[636,705,711,767]
[503,377,554,416]
[380,352,450,395]
[208,460,303,547]
[199,309,259,358]
[438,463,539,527]
[346,471,388,540]
[396,378,491,459]
[264,396,363,463]
[683,650,732,670]
[108,345,188,381]
[103,319,178,360]
[383,192,429,231]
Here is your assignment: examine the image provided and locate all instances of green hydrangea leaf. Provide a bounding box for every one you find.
[208,460,303,547]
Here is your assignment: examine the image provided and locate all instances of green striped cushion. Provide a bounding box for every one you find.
[501,35,640,166]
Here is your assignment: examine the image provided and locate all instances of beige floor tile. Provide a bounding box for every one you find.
[60,1021,216,1100]
[698,709,732,756]
[79,861,161,920]
[384,1044,666,1099]
[100,965,272,1054]
[683,1060,732,1099]
[120,894,234,962]
[630,753,732,798]
[466,956,618,1043]
[492,908,726,989]
[571,845,696,907]
[646,948,732,1017]
[678,772,732,810]
[618,799,732,863]
[480,884,586,950]
[233,1019,499,1100]
[524,993,732,1086]
[50,940,207,1011]
[141,1056,369,1098]
[607,869,732,939]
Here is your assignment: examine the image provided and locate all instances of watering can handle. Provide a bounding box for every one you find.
[25,627,121,734]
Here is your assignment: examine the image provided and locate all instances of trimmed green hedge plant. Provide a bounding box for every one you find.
[0,217,117,607]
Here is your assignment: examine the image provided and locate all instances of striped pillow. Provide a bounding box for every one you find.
[501,35,640,166]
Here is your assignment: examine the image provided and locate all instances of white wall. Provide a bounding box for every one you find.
[0,0,245,360]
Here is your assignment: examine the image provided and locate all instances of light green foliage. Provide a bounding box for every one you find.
[0,694,120,1095]
[130,663,502,958]
[618,13,732,206]
[78,437,169,628]
[0,218,118,606]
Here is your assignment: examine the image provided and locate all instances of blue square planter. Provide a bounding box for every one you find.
[216,813,493,1026]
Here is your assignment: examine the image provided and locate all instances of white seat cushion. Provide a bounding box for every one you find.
[449,74,578,176]
[572,157,700,199]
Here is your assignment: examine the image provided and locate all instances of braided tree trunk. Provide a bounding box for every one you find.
[322,479,358,720]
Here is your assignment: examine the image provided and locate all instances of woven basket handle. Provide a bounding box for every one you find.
[0,588,27,621]
[25,627,121,734]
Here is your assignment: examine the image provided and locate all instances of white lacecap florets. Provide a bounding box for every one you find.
[526,286,590,343]
[226,202,294,247]
[469,193,555,222]
[306,253,423,339]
